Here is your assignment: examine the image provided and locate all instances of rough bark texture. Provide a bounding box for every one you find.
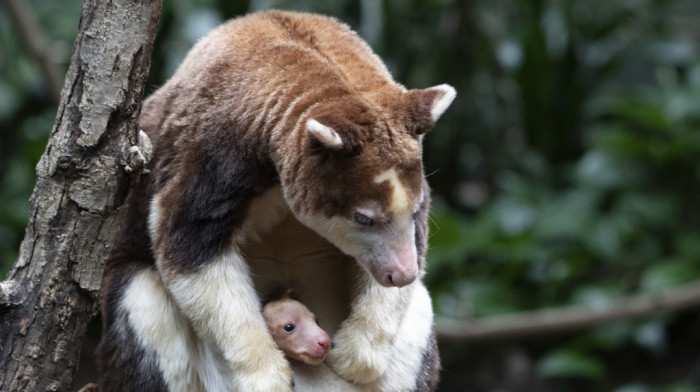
[0,0,162,390]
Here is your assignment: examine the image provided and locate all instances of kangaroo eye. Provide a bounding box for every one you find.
[354,212,374,226]
[283,324,295,333]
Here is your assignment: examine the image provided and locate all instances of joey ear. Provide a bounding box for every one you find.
[306,119,344,149]
[407,84,457,134]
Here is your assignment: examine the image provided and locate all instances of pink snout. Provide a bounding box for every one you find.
[305,331,331,362]
[316,333,331,356]
[382,267,418,287]
[380,246,418,287]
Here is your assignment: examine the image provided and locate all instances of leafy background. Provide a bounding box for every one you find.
[2,0,700,390]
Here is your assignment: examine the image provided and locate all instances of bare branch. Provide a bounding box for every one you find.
[436,280,700,342]
[2,0,64,104]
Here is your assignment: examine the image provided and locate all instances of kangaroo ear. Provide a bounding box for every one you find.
[306,119,344,149]
[407,84,457,134]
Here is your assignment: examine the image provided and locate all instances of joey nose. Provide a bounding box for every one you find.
[318,335,330,352]
[316,334,331,359]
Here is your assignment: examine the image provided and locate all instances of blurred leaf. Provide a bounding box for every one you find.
[615,193,677,228]
[535,189,598,239]
[587,216,624,259]
[454,278,523,317]
[537,348,605,380]
[426,208,472,267]
[571,285,622,309]
[493,198,537,236]
[0,80,21,120]
[576,150,628,189]
[634,320,668,355]
[675,232,700,259]
[640,259,700,291]
[615,382,697,392]
[586,322,636,350]
[610,95,668,129]
[615,384,653,392]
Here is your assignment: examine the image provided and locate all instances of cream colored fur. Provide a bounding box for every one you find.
[368,284,434,391]
[428,84,457,122]
[306,119,343,148]
[139,184,436,391]
[122,268,206,391]
[243,194,434,390]
[150,189,293,391]
[325,273,413,384]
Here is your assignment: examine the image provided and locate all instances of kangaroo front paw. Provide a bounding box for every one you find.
[326,329,388,384]
[235,352,294,392]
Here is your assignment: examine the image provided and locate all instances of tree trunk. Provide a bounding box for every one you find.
[0,0,161,390]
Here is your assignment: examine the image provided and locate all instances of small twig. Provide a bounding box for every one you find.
[2,0,63,104]
[0,280,21,308]
[436,280,700,342]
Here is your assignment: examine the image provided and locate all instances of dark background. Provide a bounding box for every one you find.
[2,0,700,391]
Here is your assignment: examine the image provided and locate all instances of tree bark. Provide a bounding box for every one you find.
[0,0,161,390]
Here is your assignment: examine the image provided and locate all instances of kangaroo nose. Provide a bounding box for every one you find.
[386,244,418,287]
[317,334,331,354]
[383,269,417,287]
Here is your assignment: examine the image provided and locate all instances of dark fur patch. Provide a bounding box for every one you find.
[405,89,442,135]
[262,287,299,306]
[413,329,442,392]
[97,265,168,392]
[100,173,156,328]
[414,179,431,271]
[155,116,277,274]
[102,175,155,269]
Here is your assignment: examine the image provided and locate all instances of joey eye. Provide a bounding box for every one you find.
[354,212,374,226]
[283,324,295,333]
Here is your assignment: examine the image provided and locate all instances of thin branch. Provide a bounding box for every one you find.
[3,0,63,104]
[436,280,700,342]
[0,280,20,308]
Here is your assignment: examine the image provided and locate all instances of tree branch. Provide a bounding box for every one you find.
[2,0,64,104]
[436,280,700,342]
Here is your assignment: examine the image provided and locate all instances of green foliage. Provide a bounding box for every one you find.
[421,0,700,389]
[537,348,606,381]
[614,383,698,392]
[0,0,84,278]
[2,0,700,390]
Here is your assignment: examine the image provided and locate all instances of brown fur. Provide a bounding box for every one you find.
[99,10,452,391]
[141,10,442,233]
